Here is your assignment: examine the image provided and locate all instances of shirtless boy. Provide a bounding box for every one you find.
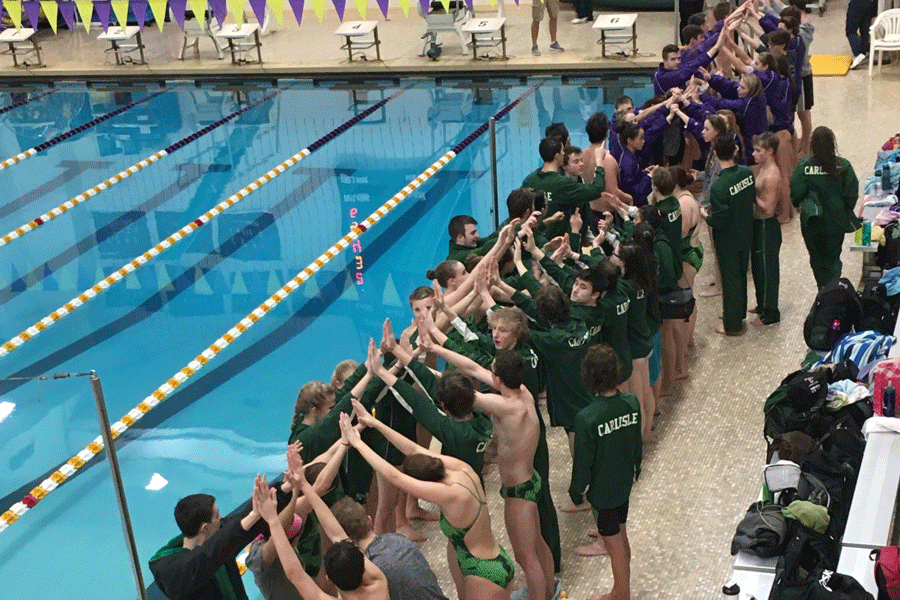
[749,133,782,326]
[421,332,557,600]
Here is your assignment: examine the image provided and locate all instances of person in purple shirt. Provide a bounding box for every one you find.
[698,68,768,167]
[617,122,653,206]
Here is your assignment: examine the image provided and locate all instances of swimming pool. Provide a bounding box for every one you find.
[0,74,654,600]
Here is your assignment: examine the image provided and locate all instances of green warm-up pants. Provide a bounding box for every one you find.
[716,246,750,333]
[751,217,781,324]
[534,410,562,572]
[801,224,845,290]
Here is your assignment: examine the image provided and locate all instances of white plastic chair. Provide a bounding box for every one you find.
[418,0,472,56]
[869,8,900,75]
[173,8,224,60]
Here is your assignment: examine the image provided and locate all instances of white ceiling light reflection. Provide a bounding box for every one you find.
[146,473,168,491]
[0,401,14,423]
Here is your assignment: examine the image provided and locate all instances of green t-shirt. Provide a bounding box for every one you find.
[569,391,642,509]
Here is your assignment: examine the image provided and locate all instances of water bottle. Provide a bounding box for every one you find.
[883,167,893,196]
[863,221,872,246]
[874,171,883,198]
[884,383,896,418]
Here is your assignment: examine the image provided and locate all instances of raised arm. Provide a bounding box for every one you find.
[417,324,494,387]
[293,459,350,544]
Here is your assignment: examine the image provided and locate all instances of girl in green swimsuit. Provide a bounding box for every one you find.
[340,362,515,600]
[674,167,703,366]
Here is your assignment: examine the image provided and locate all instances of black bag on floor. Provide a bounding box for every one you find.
[769,526,840,600]
[801,450,857,543]
[732,501,792,558]
[859,282,897,335]
[765,372,830,455]
[808,570,874,600]
[804,278,862,352]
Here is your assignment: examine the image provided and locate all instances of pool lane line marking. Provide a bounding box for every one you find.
[0,84,413,359]
[0,160,113,222]
[0,81,540,533]
[0,89,284,250]
[0,90,166,174]
[0,89,55,117]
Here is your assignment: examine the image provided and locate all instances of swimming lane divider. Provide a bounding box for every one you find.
[0,90,166,173]
[0,84,413,359]
[0,88,284,249]
[0,89,55,116]
[0,81,540,533]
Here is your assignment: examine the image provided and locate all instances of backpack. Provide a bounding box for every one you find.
[801,450,857,544]
[872,546,900,600]
[809,570,875,600]
[770,525,840,600]
[732,501,792,558]
[859,282,897,335]
[804,278,862,352]
[764,372,830,456]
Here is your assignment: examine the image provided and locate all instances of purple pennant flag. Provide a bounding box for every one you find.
[463,0,472,9]
[23,1,41,29]
[331,0,345,20]
[208,0,227,28]
[95,1,112,31]
[247,0,267,29]
[287,0,303,24]
[418,0,429,15]
[375,0,389,17]
[59,1,76,30]
[168,0,187,28]
[132,0,148,28]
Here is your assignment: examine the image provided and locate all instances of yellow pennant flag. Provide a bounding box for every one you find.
[440,0,450,11]
[397,0,410,17]
[309,0,326,22]
[74,0,93,32]
[188,0,207,27]
[268,0,285,24]
[227,0,245,25]
[40,1,59,32]
[147,0,168,31]
[111,0,130,26]
[5,1,22,29]
[354,0,366,18]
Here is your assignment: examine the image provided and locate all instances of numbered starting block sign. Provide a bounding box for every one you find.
[592,14,638,58]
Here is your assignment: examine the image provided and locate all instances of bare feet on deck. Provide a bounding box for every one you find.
[715,323,745,336]
[557,498,592,513]
[574,539,608,556]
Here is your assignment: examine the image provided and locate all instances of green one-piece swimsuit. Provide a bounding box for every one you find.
[439,471,516,589]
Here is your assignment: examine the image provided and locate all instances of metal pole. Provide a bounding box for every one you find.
[91,372,149,600]
[674,0,681,45]
[489,117,499,231]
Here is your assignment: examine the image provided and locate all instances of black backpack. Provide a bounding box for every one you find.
[801,449,857,543]
[809,570,875,600]
[804,278,862,352]
[770,526,840,600]
[765,372,830,456]
[859,282,897,335]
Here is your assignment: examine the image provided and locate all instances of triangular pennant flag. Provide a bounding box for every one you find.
[440,0,449,12]
[187,0,207,27]
[169,0,187,28]
[6,1,24,29]
[267,270,281,295]
[331,0,346,20]
[39,1,58,32]
[74,0,93,32]
[23,1,41,29]
[343,272,359,300]
[248,0,267,28]
[397,0,409,16]
[147,0,168,31]
[353,0,366,19]
[110,0,129,26]
[232,271,249,295]
[375,0,388,17]
[383,274,402,306]
[208,0,226,27]
[131,0,148,28]
[308,0,324,22]
[94,1,112,31]
[156,264,173,291]
[125,272,140,290]
[268,0,285,24]
[302,274,319,298]
[58,1,76,29]
[418,0,429,16]
[194,268,213,295]
[286,0,303,24]
[227,0,245,25]
[464,0,473,8]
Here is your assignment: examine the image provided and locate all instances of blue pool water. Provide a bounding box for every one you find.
[0,75,654,600]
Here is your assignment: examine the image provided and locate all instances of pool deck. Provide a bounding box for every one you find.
[0,5,673,81]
